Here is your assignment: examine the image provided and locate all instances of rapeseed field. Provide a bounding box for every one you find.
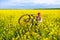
[0,10,60,40]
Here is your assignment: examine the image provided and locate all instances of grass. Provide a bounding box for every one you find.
[0,10,60,40]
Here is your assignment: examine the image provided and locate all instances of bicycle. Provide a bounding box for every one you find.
[18,14,42,40]
[18,14,36,27]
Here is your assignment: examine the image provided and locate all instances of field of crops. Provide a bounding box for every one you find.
[0,10,60,40]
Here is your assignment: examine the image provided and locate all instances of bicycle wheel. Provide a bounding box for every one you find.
[18,14,31,26]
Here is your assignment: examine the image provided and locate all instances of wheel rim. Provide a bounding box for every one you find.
[18,14,31,26]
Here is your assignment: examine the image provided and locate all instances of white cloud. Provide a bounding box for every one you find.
[9,0,60,4]
[32,0,60,4]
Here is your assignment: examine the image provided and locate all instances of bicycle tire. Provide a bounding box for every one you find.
[18,14,31,26]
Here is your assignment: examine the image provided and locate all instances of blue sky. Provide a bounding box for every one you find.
[0,0,60,9]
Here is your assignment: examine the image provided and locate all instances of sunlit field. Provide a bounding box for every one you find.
[0,10,60,40]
